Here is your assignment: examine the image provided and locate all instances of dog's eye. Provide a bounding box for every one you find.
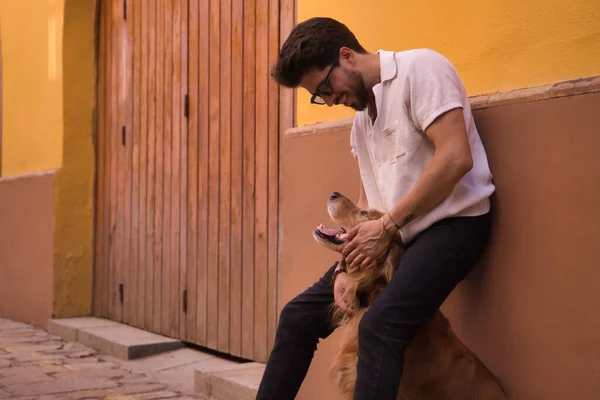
[340,228,347,234]
[360,210,369,217]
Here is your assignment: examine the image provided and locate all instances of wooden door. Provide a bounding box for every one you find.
[94,0,295,363]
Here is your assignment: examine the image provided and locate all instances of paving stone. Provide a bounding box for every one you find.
[9,396,71,400]
[134,391,180,400]
[64,349,97,359]
[10,343,64,353]
[0,360,11,368]
[0,320,32,331]
[53,368,127,380]
[0,371,54,385]
[116,373,154,384]
[63,361,119,371]
[111,384,165,395]
[14,354,65,362]
[0,364,67,376]
[65,356,100,364]
[5,379,118,396]
[67,389,117,399]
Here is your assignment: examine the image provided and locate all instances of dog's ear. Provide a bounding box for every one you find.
[366,208,385,220]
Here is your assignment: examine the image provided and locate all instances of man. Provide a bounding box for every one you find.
[257,17,495,400]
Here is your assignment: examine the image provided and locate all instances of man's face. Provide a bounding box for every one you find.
[299,56,370,111]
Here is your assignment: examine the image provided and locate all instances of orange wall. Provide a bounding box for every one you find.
[296,0,600,126]
[280,86,600,399]
[0,0,64,176]
[0,171,55,329]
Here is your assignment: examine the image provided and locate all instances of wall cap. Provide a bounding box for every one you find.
[285,75,600,139]
[0,169,58,183]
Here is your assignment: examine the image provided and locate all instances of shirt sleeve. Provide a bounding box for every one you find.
[407,50,465,132]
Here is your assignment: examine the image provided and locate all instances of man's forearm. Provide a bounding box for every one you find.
[384,151,472,233]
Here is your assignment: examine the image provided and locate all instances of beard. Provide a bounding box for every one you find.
[347,70,370,111]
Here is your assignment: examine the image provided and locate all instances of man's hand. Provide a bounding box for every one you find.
[341,218,394,270]
[333,271,352,314]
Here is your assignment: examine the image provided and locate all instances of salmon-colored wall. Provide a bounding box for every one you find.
[0,171,55,329]
[280,85,600,400]
[280,124,360,400]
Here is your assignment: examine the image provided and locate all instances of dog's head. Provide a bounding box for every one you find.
[312,191,385,253]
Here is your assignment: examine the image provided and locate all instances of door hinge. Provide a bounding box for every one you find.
[184,94,189,118]
[119,283,124,305]
[182,289,188,313]
[123,0,127,20]
[121,126,126,146]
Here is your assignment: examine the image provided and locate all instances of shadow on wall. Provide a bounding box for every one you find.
[280,88,600,400]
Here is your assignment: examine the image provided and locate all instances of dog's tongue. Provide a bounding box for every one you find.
[318,225,339,236]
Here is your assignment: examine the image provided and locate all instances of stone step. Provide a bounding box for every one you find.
[195,359,265,400]
[48,317,267,399]
[48,317,183,360]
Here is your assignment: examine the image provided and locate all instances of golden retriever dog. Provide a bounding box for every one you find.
[313,192,508,400]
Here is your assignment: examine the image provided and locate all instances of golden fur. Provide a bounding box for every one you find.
[312,192,508,400]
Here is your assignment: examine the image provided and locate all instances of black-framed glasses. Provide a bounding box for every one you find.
[310,57,339,105]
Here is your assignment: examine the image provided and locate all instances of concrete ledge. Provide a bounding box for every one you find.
[48,317,183,360]
[195,360,265,400]
[283,75,600,139]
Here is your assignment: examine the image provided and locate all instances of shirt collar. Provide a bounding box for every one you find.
[376,50,398,83]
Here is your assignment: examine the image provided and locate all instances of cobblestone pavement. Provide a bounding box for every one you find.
[0,319,207,399]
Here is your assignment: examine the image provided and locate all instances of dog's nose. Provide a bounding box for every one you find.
[330,192,340,200]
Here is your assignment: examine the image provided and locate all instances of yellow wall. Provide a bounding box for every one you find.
[0,0,64,176]
[52,0,96,317]
[0,0,96,318]
[296,0,600,126]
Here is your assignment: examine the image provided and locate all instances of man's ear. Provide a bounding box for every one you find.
[339,47,354,63]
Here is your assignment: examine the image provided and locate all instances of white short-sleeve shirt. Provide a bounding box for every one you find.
[350,48,495,244]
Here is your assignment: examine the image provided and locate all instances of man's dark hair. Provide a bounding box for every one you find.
[271,17,367,88]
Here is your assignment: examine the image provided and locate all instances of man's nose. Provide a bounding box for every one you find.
[325,94,336,107]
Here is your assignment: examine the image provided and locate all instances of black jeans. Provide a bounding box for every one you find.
[256,212,492,400]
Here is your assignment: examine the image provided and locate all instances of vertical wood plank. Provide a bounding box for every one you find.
[130,0,141,328]
[161,0,173,337]
[229,0,244,358]
[116,0,129,323]
[123,0,135,326]
[206,0,221,350]
[94,0,107,318]
[109,0,120,321]
[278,0,296,333]
[217,0,232,354]
[145,0,157,331]
[267,0,280,357]
[254,0,270,362]
[152,0,164,334]
[169,0,182,338]
[104,0,114,320]
[196,0,210,347]
[186,0,199,345]
[137,0,149,330]
[179,0,189,341]
[242,0,256,360]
